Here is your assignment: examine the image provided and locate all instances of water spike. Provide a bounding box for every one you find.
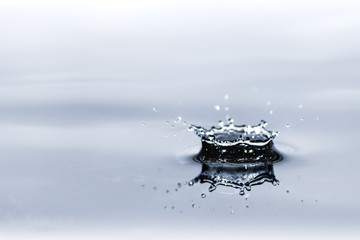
[218,120,224,127]
[208,185,217,192]
[260,120,268,127]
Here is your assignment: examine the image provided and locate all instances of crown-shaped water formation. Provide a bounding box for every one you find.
[189,118,282,195]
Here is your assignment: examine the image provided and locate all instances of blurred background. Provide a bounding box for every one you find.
[0,0,360,239]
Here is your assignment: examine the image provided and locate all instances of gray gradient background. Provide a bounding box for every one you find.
[0,0,360,239]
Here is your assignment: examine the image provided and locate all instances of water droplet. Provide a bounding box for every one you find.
[269,110,273,115]
[230,209,234,214]
[177,116,182,121]
[152,107,158,112]
[224,94,229,100]
[300,117,304,121]
[166,121,170,125]
[192,204,195,208]
[177,182,182,188]
[188,181,194,186]
[246,204,249,208]
[214,105,220,111]
[266,101,271,106]
[285,123,290,128]
[166,190,169,194]
[201,193,206,198]
[175,188,178,191]
[298,104,303,109]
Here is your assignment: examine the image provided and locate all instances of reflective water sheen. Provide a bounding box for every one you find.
[1,0,360,239]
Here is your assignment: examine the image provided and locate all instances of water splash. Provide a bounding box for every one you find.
[189,119,278,147]
[188,119,282,195]
[189,119,281,163]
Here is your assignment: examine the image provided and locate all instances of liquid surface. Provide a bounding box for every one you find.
[1,1,360,239]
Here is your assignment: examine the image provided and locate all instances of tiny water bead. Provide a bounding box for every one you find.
[214,105,221,111]
[152,107,158,112]
[201,193,206,198]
